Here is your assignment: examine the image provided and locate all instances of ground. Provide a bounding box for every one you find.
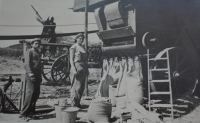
[0,57,200,123]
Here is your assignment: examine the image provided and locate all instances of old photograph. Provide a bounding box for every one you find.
[0,0,200,123]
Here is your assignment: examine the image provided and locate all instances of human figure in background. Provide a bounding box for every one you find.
[36,15,57,57]
[69,33,89,108]
[36,16,50,36]
[48,17,56,36]
[48,17,57,57]
[19,39,42,121]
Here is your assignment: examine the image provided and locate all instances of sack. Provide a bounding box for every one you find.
[88,98,112,123]
[115,61,127,97]
[109,84,117,106]
[127,102,163,123]
[126,78,143,105]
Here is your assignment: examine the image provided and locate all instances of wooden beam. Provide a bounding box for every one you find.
[0,30,98,40]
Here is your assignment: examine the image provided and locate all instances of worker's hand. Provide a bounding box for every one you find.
[30,76,36,83]
[29,73,34,77]
[72,68,78,76]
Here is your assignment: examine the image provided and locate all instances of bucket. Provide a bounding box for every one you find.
[61,107,79,123]
[55,105,67,121]
[115,96,126,109]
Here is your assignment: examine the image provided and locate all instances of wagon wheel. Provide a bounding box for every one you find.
[51,54,70,84]
[41,61,53,82]
[150,47,198,99]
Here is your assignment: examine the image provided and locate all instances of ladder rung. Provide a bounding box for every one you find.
[167,109,186,114]
[149,80,170,82]
[150,69,168,71]
[149,58,168,60]
[150,104,172,108]
[150,92,171,95]
[162,113,178,117]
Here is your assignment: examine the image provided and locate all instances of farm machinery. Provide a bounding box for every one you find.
[73,0,200,118]
[20,37,102,84]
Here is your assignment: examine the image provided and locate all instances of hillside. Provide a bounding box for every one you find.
[8,43,23,49]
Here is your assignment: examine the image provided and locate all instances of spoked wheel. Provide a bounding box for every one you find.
[150,47,198,99]
[51,54,70,84]
[41,61,53,82]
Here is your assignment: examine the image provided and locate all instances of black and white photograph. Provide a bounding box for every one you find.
[0,0,200,123]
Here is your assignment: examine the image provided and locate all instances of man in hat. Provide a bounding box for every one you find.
[19,39,42,121]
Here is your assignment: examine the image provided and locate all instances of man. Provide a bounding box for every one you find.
[36,16,50,36]
[48,17,57,57]
[48,16,56,36]
[36,15,57,57]
[19,39,42,121]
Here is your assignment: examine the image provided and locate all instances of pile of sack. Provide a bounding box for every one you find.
[90,56,163,123]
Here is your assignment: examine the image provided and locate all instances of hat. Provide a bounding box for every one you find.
[30,38,41,44]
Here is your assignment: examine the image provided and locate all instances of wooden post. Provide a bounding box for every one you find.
[18,77,23,111]
[85,0,89,96]
[21,73,26,111]
[23,40,27,57]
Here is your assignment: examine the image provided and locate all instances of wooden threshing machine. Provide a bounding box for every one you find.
[73,0,200,117]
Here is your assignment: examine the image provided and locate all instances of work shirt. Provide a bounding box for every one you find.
[70,43,87,63]
[24,48,41,75]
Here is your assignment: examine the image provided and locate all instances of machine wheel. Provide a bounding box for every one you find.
[51,54,70,84]
[150,47,198,99]
[41,61,53,83]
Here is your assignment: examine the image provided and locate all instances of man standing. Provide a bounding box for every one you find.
[48,17,56,36]
[48,17,57,57]
[36,16,50,36]
[19,39,42,121]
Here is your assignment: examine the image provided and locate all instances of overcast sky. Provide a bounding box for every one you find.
[0,0,99,47]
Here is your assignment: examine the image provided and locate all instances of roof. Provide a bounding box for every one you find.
[73,0,118,12]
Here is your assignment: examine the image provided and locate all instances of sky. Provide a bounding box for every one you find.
[0,0,99,47]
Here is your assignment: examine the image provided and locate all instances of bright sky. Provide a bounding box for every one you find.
[0,0,99,47]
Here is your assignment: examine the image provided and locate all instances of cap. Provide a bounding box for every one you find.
[30,38,41,44]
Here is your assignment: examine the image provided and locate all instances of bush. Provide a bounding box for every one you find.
[0,48,23,58]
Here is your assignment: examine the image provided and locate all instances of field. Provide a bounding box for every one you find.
[1,56,200,123]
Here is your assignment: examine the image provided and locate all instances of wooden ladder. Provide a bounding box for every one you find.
[147,49,174,120]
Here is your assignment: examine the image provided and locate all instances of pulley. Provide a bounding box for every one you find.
[142,32,162,49]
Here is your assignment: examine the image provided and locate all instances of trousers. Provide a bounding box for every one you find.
[20,74,42,116]
[70,62,87,106]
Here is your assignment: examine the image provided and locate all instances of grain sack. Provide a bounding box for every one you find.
[95,59,109,98]
[126,78,143,104]
[88,98,112,123]
[127,102,163,123]
[125,56,143,104]
[115,59,127,97]
[109,84,117,106]
[109,57,122,85]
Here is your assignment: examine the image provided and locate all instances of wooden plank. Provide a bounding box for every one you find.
[173,104,188,108]
[150,80,170,82]
[150,104,172,108]
[150,92,171,95]
[35,105,55,113]
[167,109,186,114]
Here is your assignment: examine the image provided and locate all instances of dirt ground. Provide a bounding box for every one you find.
[1,57,200,123]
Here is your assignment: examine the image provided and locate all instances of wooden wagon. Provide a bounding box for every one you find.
[20,39,102,84]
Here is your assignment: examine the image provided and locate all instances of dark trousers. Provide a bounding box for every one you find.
[20,74,42,116]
